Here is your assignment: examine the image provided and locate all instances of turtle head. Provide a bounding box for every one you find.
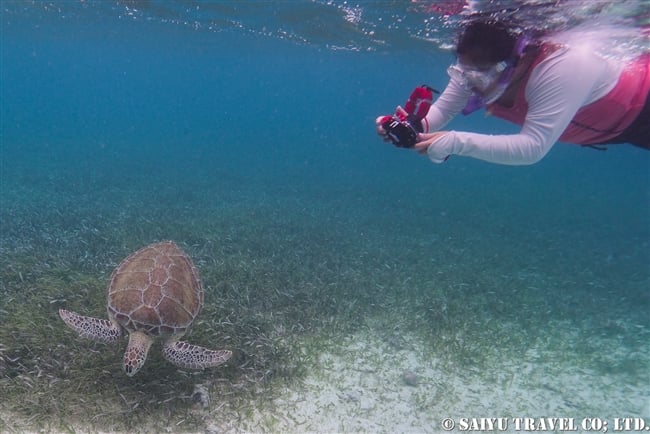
[123,331,154,376]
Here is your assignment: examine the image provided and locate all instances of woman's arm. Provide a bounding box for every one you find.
[423,46,617,165]
[423,75,472,132]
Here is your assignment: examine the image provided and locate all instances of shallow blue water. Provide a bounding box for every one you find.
[2,7,649,292]
[1,1,649,426]
[2,2,648,244]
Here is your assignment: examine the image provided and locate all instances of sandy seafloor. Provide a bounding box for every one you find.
[2,315,649,434]
[1,150,649,430]
[5,326,649,433]
[212,330,649,433]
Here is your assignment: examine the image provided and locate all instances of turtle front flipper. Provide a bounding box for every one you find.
[162,341,232,370]
[59,309,122,343]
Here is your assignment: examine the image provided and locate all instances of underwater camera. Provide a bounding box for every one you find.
[381,84,438,148]
[381,115,422,148]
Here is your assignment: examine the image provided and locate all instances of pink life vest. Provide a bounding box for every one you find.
[487,45,650,145]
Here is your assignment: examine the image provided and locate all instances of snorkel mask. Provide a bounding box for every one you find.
[449,34,531,115]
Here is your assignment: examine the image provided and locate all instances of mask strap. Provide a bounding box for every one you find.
[513,33,531,59]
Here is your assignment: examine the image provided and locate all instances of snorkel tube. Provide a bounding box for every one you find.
[461,33,531,115]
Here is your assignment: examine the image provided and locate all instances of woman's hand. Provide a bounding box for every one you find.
[375,115,392,142]
[414,131,449,154]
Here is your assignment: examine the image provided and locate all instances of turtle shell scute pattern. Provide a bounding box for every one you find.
[107,241,203,337]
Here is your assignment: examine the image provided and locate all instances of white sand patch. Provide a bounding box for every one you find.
[209,328,649,433]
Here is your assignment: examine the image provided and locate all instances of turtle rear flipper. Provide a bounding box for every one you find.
[59,309,122,343]
[162,341,232,369]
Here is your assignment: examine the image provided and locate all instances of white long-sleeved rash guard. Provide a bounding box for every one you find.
[424,45,621,165]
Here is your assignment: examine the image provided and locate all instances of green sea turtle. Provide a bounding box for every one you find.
[59,241,232,376]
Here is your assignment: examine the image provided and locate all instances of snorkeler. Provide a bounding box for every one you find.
[376,21,650,165]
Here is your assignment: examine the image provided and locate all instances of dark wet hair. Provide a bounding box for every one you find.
[456,21,518,64]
